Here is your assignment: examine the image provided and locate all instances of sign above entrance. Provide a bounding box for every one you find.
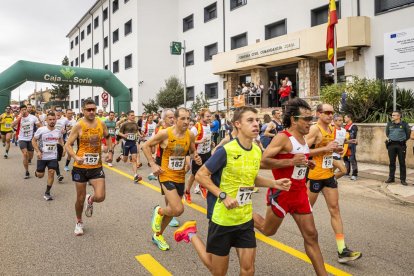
[236,38,300,63]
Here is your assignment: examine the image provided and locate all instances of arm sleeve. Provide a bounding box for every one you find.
[204,146,227,174]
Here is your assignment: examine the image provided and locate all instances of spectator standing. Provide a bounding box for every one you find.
[344,114,359,180]
[385,111,410,185]
[260,114,272,148]
[211,114,220,146]
[278,80,291,107]
[268,81,276,108]
[219,113,227,140]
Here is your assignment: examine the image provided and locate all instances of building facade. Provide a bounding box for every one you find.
[67,0,414,113]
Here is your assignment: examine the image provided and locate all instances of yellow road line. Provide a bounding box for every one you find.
[135,254,172,276]
[104,164,351,276]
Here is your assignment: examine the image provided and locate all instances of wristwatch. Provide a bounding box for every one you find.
[108,150,114,153]
[219,192,227,202]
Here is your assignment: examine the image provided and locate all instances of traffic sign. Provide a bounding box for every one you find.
[101,91,109,100]
[170,41,182,55]
[102,99,108,108]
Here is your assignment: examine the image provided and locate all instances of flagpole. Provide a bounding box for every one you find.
[334,25,338,84]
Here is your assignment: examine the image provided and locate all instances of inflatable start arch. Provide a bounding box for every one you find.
[0,60,131,113]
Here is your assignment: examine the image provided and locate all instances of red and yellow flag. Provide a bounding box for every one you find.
[326,0,338,65]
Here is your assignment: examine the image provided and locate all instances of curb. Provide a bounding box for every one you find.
[379,183,414,206]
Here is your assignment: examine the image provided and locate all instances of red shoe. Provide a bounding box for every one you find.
[200,186,208,199]
[174,221,197,243]
[184,190,192,204]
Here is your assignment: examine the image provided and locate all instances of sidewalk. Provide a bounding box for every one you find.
[356,162,414,205]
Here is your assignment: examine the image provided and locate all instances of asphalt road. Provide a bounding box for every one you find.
[1,147,414,276]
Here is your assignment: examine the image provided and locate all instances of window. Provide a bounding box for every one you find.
[104,64,109,70]
[113,29,119,43]
[75,100,79,108]
[129,88,133,101]
[204,2,217,22]
[125,54,132,69]
[95,95,99,106]
[185,51,194,66]
[70,41,74,49]
[230,0,247,10]
[70,61,74,67]
[376,55,384,80]
[71,101,74,109]
[375,0,414,14]
[75,36,79,45]
[205,43,218,61]
[75,58,79,66]
[124,19,132,36]
[81,53,85,63]
[265,19,287,40]
[94,16,99,29]
[311,1,341,27]
[205,83,218,99]
[320,59,346,86]
[113,60,119,73]
[103,8,108,21]
[87,23,91,34]
[94,43,99,55]
[104,36,108,48]
[87,48,92,59]
[231,32,247,49]
[113,0,119,13]
[80,30,85,40]
[186,86,194,101]
[183,14,194,32]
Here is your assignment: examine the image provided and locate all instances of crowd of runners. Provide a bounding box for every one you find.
[0,98,362,275]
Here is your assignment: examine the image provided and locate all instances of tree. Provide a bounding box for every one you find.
[191,92,210,114]
[156,76,184,109]
[142,98,159,114]
[50,56,70,107]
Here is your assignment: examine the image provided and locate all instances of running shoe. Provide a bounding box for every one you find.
[169,217,179,227]
[107,162,113,167]
[193,184,201,194]
[338,247,362,263]
[152,233,170,251]
[85,194,94,217]
[174,221,197,243]
[57,175,64,183]
[74,222,84,236]
[350,176,357,181]
[116,155,122,163]
[184,190,192,204]
[43,193,53,201]
[134,174,142,183]
[24,171,30,179]
[151,205,163,233]
[148,174,157,181]
[64,166,70,172]
[4,153,8,159]
[200,185,208,199]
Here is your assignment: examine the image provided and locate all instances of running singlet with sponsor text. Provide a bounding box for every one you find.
[34,127,62,160]
[191,124,212,154]
[307,124,335,180]
[159,127,191,183]
[271,131,310,190]
[74,119,104,169]
[0,114,14,132]
[18,114,39,141]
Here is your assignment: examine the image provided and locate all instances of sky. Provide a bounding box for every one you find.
[0,0,96,101]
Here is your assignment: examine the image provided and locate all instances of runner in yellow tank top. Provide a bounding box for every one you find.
[142,107,202,251]
[65,99,113,236]
[0,105,15,159]
[306,103,362,264]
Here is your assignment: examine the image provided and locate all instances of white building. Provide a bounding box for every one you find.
[67,0,414,113]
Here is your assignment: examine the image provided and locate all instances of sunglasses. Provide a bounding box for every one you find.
[84,108,97,112]
[321,111,334,116]
[294,116,314,122]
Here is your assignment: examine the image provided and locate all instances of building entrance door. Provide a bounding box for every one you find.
[267,63,298,107]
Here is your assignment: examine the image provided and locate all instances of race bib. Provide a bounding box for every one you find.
[168,156,185,170]
[43,143,56,153]
[148,129,154,137]
[109,128,115,135]
[83,153,100,165]
[126,133,136,140]
[5,123,11,129]
[236,186,254,206]
[292,166,307,180]
[322,155,333,169]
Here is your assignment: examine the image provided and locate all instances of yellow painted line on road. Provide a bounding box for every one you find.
[135,254,172,276]
[104,164,351,276]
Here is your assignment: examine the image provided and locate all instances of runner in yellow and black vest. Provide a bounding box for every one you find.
[306,103,362,264]
[0,105,15,159]
[65,98,113,237]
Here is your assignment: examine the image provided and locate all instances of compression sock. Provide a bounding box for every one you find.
[336,234,346,254]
